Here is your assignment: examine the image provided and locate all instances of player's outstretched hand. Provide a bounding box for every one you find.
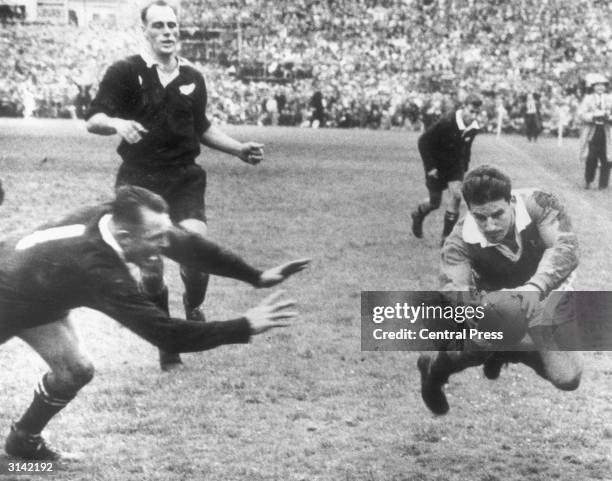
[258,258,311,288]
[246,290,298,334]
[239,142,264,165]
[113,119,148,144]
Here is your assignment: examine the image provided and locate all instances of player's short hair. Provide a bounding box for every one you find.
[462,165,512,206]
[140,0,179,24]
[464,94,483,109]
[112,186,168,228]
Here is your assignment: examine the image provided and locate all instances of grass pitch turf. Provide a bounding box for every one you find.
[0,119,611,480]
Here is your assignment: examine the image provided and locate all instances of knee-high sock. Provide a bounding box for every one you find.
[16,373,75,434]
[442,211,459,237]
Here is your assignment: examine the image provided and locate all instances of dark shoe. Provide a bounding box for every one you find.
[411,210,424,238]
[159,350,183,372]
[183,294,206,323]
[417,355,449,415]
[483,354,505,380]
[5,424,62,460]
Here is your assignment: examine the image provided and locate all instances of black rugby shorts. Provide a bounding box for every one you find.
[116,163,207,223]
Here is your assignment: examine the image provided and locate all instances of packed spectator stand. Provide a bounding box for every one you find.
[2,0,612,136]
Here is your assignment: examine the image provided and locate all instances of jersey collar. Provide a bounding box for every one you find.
[99,214,126,261]
[455,109,479,131]
[462,191,531,247]
[140,50,187,70]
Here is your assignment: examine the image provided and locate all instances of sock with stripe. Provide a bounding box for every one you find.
[15,373,75,434]
[442,211,459,238]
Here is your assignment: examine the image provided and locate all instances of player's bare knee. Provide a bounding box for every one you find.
[552,373,581,391]
[59,358,95,390]
[547,362,581,391]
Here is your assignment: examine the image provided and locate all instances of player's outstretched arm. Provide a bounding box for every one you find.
[201,124,264,165]
[257,259,311,288]
[245,290,298,334]
[165,228,310,287]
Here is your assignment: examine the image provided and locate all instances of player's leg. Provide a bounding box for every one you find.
[598,150,610,189]
[7,316,94,460]
[442,180,462,239]
[138,255,183,370]
[585,139,598,189]
[115,164,182,370]
[411,189,442,238]
[418,349,489,415]
[529,324,582,391]
[486,292,582,389]
[178,218,209,322]
[168,165,209,324]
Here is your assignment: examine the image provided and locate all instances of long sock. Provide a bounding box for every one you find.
[16,374,75,434]
[442,211,459,238]
[181,267,209,309]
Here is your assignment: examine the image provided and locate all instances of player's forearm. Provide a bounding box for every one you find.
[86,113,120,136]
[164,228,262,285]
[137,315,252,353]
[201,124,244,157]
[439,238,474,291]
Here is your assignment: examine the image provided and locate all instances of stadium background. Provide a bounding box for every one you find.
[0,1,612,480]
[1,0,612,134]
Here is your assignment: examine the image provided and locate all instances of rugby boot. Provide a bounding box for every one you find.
[411,210,424,238]
[5,424,62,460]
[483,353,505,380]
[417,354,449,415]
[183,293,206,323]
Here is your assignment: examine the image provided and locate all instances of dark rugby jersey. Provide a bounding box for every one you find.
[440,189,578,295]
[86,55,211,167]
[0,204,261,350]
[418,110,479,175]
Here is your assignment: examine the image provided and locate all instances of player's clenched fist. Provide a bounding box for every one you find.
[239,142,264,165]
[111,118,149,144]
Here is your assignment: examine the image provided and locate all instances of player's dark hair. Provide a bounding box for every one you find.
[464,94,483,108]
[141,0,178,24]
[462,165,512,206]
[112,186,168,227]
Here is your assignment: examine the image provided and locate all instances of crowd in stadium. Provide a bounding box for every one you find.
[1,0,611,136]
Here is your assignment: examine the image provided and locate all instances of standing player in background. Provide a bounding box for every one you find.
[578,73,612,190]
[522,92,542,142]
[86,0,265,370]
[417,165,581,415]
[410,94,482,243]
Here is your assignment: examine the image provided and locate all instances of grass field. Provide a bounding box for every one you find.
[0,119,611,481]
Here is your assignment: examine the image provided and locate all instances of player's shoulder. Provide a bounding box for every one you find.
[37,203,111,231]
[105,55,145,75]
[179,58,206,82]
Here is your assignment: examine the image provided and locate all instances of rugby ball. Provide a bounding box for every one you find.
[479,291,528,345]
